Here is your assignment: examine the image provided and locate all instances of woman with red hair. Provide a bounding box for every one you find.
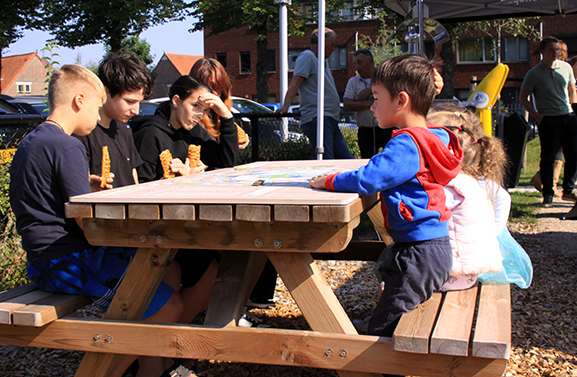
[190,58,249,147]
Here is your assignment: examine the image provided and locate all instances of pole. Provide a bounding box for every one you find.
[418,0,424,54]
[316,0,326,160]
[277,0,290,140]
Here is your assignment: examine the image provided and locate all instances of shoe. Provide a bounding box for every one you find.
[237,307,270,328]
[562,189,577,202]
[247,298,276,309]
[530,171,542,192]
[542,195,553,207]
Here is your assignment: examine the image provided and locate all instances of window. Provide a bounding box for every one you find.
[267,50,276,72]
[458,40,495,63]
[328,46,347,69]
[288,47,347,71]
[216,53,227,69]
[16,82,32,94]
[502,37,529,62]
[240,51,251,74]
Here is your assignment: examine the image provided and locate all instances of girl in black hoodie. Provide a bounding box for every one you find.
[131,75,238,182]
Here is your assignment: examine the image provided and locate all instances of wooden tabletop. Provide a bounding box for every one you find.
[69,159,369,206]
[66,160,378,253]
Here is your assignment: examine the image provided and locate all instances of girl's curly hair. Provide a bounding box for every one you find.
[427,102,509,186]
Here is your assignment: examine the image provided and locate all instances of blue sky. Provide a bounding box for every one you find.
[3,16,204,67]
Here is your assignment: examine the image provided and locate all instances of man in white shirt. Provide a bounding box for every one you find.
[343,49,392,158]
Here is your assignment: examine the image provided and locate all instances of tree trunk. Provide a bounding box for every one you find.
[438,40,456,100]
[255,27,269,104]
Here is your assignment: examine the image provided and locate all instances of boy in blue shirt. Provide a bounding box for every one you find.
[310,55,463,337]
[10,64,184,377]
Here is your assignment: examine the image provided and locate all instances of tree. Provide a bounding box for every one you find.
[437,17,541,99]
[105,36,156,69]
[356,12,403,65]
[39,0,191,52]
[190,0,348,103]
[0,0,42,92]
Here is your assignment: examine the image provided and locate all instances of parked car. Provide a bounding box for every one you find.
[0,98,44,162]
[0,94,49,118]
[230,97,303,143]
[138,97,304,143]
[261,102,281,112]
[287,104,357,130]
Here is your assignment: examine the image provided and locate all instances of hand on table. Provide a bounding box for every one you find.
[170,158,207,176]
[310,174,329,189]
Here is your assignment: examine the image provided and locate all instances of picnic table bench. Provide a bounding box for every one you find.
[0,160,511,376]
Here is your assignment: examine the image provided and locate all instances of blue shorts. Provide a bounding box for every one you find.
[27,246,173,319]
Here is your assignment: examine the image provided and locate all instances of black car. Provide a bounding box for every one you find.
[0,94,49,118]
[0,98,43,162]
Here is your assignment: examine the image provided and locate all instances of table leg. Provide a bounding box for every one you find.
[267,252,381,377]
[204,251,266,327]
[74,247,177,377]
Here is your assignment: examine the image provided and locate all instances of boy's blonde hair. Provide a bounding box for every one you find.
[427,102,508,186]
[48,64,106,112]
[372,54,436,117]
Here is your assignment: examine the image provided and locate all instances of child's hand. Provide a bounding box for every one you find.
[310,174,328,189]
[198,93,233,119]
[433,68,444,95]
[89,173,114,191]
[186,158,208,175]
[171,158,207,176]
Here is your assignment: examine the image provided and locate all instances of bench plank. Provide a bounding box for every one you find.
[430,285,478,356]
[0,289,53,324]
[393,292,442,354]
[13,294,91,327]
[473,283,511,359]
[0,319,508,377]
[0,282,38,302]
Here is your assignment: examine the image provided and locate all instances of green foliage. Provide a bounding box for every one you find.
[509,192,540,224]
[105,36,156,68]
[357,11,404,65]
[341,127,360,159]
[0,0,42,50]
[41,40,60,99]
[452,17,541,63]
[0,160,28,290]
[39,0,190,51]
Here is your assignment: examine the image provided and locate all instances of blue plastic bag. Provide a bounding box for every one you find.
[478,227,533,289]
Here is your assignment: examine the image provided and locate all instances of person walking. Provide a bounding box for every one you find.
[278,27,354,159]
[520,36,577,207]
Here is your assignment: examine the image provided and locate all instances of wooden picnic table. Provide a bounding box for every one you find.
[20,159,509,377]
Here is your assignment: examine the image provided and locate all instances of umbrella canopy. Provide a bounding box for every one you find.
[383,0,577,23]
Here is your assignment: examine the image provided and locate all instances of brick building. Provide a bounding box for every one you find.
[203,13,577,107]
[0,52,47,97]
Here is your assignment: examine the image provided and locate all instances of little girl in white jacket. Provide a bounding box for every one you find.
[427,103,509,291]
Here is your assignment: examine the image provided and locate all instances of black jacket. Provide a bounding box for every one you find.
[131,101,238,183]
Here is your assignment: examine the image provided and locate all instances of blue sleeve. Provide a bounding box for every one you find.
[55,143,90,201]
[333,133,421,195]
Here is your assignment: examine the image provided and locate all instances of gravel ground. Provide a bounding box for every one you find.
[1,195,576,377]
